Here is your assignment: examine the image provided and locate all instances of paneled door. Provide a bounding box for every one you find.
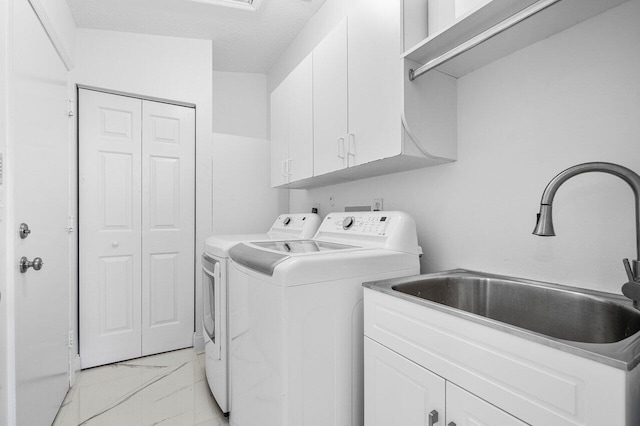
[79,90,142,368]
[79,89,195,368]
[141,100,195,355]
[12,0,71,423]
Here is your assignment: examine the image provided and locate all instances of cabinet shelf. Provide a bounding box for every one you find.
[403,0,628,79]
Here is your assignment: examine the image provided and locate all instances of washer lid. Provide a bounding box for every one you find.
[252,240,356,254]
[204,233,271,258]
[229,240,358,276]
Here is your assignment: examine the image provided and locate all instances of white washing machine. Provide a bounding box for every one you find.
[202,213,321,415]
[227,211,422,426]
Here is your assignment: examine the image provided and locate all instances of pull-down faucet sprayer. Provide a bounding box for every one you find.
[532,162,640,307]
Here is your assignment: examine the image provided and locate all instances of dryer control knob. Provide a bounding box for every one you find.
[283,217,292,226]
[342,216,355,230]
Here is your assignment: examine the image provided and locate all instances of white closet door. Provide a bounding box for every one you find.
[79,90,143,368]
[141,100,195,355]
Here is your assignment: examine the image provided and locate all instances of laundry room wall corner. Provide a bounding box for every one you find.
[212,71,286,234]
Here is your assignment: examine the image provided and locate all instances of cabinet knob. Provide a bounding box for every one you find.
[428,409,439,426]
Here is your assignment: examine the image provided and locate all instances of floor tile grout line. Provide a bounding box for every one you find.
[77,361,190,425]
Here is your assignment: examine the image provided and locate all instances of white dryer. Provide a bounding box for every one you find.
[227,211,422,426]
[202,213,321,415]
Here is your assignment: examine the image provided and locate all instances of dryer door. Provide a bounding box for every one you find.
[202,254,221,359]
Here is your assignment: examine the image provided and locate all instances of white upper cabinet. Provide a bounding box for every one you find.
[270,77,289,187]
[347,0,405,167]
[272,0,458,189]
[313,19,348,176]
[270,53,314,187]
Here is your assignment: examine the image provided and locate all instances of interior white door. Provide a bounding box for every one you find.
[12,0,70,423]
[141,100,195,355]
[313,18,348,176]
[79,90,143,368]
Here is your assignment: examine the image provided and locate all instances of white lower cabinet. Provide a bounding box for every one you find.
[365,338,445,426]
[365,338,525,426]
[446,382,526,426]
[364,288,639,425]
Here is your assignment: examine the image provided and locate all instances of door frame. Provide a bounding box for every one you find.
[74,86,198,365]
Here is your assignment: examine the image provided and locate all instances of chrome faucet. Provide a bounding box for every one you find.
[532,162,640,307]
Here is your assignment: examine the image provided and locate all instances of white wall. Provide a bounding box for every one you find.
[212,71,287,233]
[284,0,640,295]
[213,71,267,139]
[72,29,213,349]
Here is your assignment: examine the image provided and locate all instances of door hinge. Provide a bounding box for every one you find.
[67,215,75,233]
[67,99,75,117]
[68,330,74,347]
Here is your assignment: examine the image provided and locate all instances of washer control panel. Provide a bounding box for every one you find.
[323,212,391,236]
[269,213,322,238]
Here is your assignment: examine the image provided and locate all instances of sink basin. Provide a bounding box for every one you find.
[392,275,640,344]
[364,269,640,370]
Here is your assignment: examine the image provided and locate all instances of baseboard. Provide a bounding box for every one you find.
[193,332,204,352]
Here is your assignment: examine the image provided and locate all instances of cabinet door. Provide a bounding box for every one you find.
[313,18,348,176]
[365,338,445,426]
[270,77,289,187]
[446,382,527,426]
[287,53,314,182]
[348,0,403,166]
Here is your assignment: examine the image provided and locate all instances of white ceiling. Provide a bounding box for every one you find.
[65,0,326,73]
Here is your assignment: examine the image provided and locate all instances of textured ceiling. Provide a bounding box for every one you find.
[65,0,326,72]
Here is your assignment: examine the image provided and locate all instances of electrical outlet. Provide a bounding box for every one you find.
[329,196,335,206]
[372,198,383,211]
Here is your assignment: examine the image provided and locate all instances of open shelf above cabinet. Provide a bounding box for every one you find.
[404,0,629,79]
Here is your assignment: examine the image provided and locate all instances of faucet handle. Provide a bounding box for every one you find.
[623,258,638,283]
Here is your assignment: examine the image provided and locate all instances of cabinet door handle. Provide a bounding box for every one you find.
[281,160,287,178]
[287,158,292,176]
[428,409,439,426]
[337,137,345,159]
[347,133,355,166]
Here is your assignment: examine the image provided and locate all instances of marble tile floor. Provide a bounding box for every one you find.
[52,348,229,426]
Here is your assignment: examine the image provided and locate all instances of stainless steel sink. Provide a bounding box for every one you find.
[392,276,640,344]
[364,270,640,370]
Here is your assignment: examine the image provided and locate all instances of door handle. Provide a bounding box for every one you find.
[20,257,44,273]
[428,410,439,426]
[347,133,355,166]
[337,137,345,159]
